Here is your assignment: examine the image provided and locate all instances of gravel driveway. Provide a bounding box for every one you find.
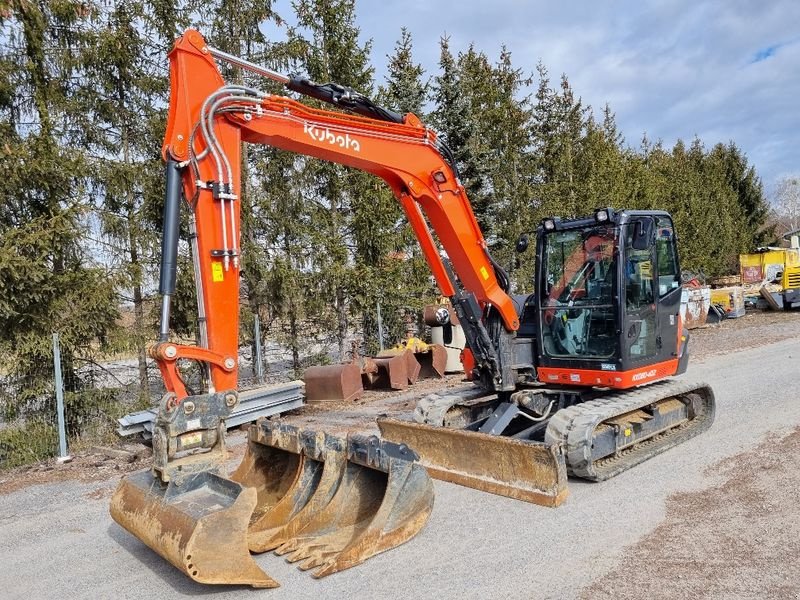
[2,313,799,599]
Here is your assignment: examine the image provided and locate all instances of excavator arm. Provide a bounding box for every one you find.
[153,29,520,403]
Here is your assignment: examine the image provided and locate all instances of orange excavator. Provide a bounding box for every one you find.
[110,30,715,588]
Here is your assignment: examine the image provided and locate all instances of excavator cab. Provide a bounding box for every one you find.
[534,208,688,387]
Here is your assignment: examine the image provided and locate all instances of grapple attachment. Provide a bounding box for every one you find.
[111,408,434,588]
[377,418,568,507]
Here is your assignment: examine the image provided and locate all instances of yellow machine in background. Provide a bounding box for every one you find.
[739,230,800,309]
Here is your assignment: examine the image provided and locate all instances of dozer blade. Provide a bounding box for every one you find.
[110,469,279,588]
[377,418,569,507]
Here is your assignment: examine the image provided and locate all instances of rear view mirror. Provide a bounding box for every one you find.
[631,217,655,251]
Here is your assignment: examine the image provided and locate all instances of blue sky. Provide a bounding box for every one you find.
[267,0,799,196]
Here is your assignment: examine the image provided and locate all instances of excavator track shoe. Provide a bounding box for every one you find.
[545,379,715,481]
[377,418,568,507]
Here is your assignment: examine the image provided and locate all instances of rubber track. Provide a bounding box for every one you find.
[544,379,716,481]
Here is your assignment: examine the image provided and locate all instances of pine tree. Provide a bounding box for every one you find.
[78,1,185,401]
[0,1,119,417]
[430,36,475,200]
[709,142,773,248]
[368,27,436,350]
[288,0,376,360]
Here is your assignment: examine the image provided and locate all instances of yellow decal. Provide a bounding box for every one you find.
[624,428,632,437]
[480,266,490,280]
[212,262,224,282]
[640,261,652,277]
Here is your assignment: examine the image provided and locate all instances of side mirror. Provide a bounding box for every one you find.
[516,233,529,253]
[631,217,655,251]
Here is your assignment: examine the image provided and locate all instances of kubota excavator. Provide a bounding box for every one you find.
[110,29,715,588]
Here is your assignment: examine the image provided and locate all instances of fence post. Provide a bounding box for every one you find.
[376,302,385,352]
[253,314,264,384]
[52,332,71,463]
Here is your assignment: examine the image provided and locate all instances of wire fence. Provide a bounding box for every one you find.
[0,324,304,471]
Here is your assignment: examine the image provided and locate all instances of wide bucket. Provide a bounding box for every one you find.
[378,418,569,507]
[303,363,363,402]
[234,420,435,578]
[110,469,278,587]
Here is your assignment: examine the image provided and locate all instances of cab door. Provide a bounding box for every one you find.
[653,216,682,364]
[622,218,658,365]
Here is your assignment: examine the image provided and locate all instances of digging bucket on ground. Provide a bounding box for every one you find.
[111,419,434,586]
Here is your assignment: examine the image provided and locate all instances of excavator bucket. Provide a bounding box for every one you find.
[110,469,279,587]
[414,344,447,379]
[303,363,364,402]
[377,418,569,507]
[234,420,434,578]
[365,355,408,390]
[112,419,434,587]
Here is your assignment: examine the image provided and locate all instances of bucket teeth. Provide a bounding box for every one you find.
[242,421,434,578]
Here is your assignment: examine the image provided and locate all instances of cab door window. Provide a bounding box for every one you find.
[625,218,656,358]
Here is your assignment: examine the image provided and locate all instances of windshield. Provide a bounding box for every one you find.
[540,225,619,359]
[542,226,618,308]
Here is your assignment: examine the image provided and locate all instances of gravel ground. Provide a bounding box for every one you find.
[586,427,800,599]
[2,309,800,599]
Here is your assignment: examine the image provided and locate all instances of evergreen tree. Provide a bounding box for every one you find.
[369,27,435,350]
[531,68,588,219]
[78,1,183,400]
[288,0,376,360]
[0,1,119,416]
[709,142,773,248]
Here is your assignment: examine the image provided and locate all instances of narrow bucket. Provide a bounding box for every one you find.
[414,344,447,379]
[239,422,433,577]
[377,417,569,507]
[110,469,278,588]
[229,425,325,545]
[270,432,434,578]
[303,363,363,402]
[367,355,408,390]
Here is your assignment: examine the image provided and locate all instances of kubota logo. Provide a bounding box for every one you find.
[631,369,657,382]
[304,122,361,152]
